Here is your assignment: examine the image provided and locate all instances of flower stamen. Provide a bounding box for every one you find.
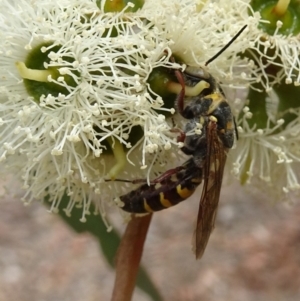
[106,137,127,180]
[15,62,53,83]
[272,0,291,17]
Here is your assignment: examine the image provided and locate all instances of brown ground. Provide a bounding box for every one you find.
[1,177,300,301]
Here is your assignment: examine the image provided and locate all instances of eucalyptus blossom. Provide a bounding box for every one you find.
[1,0,299,223]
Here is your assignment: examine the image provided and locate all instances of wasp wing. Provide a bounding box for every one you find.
[194,118,228,259]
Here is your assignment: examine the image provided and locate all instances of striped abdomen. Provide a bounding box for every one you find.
[118,160,202,213]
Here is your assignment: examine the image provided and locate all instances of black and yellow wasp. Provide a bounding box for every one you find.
[114,26,247,259]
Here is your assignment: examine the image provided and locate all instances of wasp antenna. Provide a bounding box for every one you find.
[205,25,247,66]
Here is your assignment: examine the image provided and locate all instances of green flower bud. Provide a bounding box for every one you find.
[147,67,178,116]
[251,0,300,35]
[16,43,78,103]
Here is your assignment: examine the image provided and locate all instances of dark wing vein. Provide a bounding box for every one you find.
[195,119,228,259]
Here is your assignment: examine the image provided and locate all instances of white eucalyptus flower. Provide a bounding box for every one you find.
[0,0,178,222]
[226,0,300,198]
[231,100,300,198]
[3,0,298,220]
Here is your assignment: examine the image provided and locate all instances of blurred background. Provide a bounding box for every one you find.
[1,174,300,301]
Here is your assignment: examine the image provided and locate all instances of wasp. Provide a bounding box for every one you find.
[114,25,247,259]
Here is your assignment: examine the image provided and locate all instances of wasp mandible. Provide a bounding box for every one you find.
[114,25,247,259]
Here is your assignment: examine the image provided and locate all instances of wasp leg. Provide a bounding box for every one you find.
[109,165,185,186]
[170,128,186,143]
[151,165,185,183]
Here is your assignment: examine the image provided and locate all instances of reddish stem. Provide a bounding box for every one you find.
[111,214,152,301]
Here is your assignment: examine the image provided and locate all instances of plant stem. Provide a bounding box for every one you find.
[111,214,153,301]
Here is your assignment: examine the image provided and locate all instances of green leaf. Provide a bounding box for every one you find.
[44,194,162,301]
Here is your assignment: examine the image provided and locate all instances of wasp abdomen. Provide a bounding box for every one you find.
[119,161,202,213]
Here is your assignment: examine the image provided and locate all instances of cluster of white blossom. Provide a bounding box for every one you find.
[0,0,299,220]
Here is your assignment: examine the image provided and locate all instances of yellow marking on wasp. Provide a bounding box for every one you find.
[159,192,173,208]
[209,115,218,123]
[192,177,202,184]
[199,116,205,126]
[207,93,225,115]
[176,185,194,199]
[143,198,154,213]
[226,120,233,130]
